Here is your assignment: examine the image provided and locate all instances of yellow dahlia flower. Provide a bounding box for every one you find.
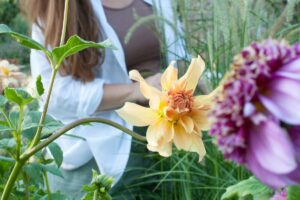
[117,56,216,161]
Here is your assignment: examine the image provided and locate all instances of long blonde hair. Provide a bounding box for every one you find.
[21,0,103,82]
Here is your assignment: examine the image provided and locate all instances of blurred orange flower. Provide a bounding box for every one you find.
[117,57,217,161]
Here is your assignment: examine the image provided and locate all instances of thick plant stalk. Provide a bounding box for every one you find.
[1,161,24,200]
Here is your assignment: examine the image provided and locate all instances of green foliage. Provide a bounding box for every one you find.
[4,88,33,107]
[35,75,45,96]
[287,185,300,200]
[48,142,63,167]
[22,111,64,139]
[0,0,18,25]
[81,170,113,200]
[52,35,115,67]
[221,176,273,200]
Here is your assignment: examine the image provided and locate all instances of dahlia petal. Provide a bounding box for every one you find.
[178,56,205,92]
[146,119,173,146]
[250,120,297,174]
[247,148,294,189]
[116,102,159,126]
[179,116,194,133]
[129,70,162,100]
[147,138,172,157]
[189,109,210,131]
[280,58,300,74]
[173,125,206,161]
[161,61,178,91]
[288,126,300,159]
[259,90,300,124]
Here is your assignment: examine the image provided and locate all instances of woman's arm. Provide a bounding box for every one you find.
[97,73,161,112]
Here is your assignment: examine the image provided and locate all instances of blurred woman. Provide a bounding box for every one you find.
[21,0,188,199]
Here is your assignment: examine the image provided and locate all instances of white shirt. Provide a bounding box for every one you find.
[30,0,187,184]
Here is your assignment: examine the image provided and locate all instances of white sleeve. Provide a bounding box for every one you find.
[30,24,104,118]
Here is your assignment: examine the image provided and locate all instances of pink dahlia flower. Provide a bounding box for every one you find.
[209,40,300,189]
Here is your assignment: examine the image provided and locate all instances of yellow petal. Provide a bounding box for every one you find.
[173,125,206,161]
[177,56,205,92]
[189,109,210,131]
[146,119,173,146]
[129,70,161,100]
[116,102,159,126]
[193,86,221,108]
[161,61,178,91]
[179,115,194,133]
[147,138,173,157]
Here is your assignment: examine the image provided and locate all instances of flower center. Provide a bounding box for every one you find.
[167,89,193,113]
[0,67,11,76]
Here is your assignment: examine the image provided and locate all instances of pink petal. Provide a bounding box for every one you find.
[247,145,294,189]
[250,120,296,174]
[259,77,300,124]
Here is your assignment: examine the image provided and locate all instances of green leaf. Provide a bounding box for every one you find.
[9,111,19,130]
[22,111,64,139]
[23,163,43,184]
[40,164,63,178]
[0,156,15,163]
[0,95,7,108]
[52,36,115,66]
[40,192,69,200]
[221,176,274,200]
[0,24,51,57]
[4,88,33,107]
[0,138,16,150]
[48,142,63,167]
[0,121,12,131]
[288,185,300,200]
[36,75,44,96]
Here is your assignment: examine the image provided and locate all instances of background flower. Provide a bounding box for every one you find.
[209,40,300,189]
[0,59,27,93]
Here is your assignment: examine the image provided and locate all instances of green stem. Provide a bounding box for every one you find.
[30,70,57,148]
[93,190,98,200]
[0,109,13,128]
[1,161,24,200]
[22,172,30,200]
[60,0,70,46]
[16,106,24,160]
[43,171,52,200]
[22,118,146,161]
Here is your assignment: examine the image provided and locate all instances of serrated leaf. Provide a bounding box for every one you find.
[4,88,33,106]
[287,185,300,200]
[52,36,115,66]
[0,95,7,107]
[48,142,63,167]
[36,75,44,96]
[0,24,51,58]
[221,176,273,200]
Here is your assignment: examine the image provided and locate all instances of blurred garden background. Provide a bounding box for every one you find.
[1,0,300,199]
